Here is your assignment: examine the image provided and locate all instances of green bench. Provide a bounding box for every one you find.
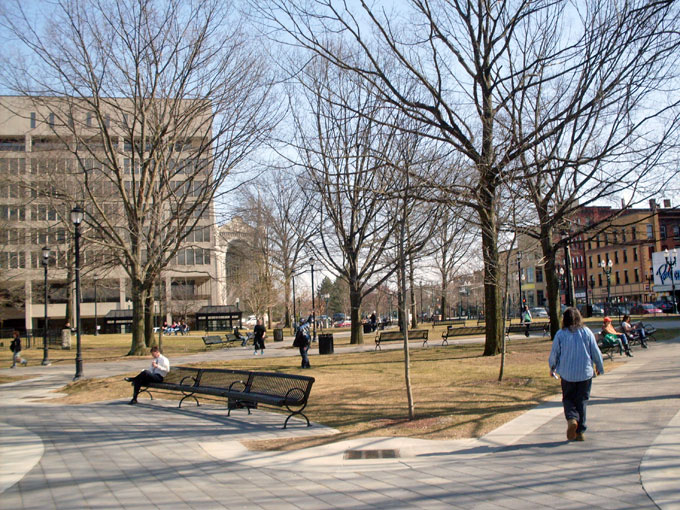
[441,326,486,345]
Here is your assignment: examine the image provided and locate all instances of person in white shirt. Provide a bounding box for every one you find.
[125,346,170,404]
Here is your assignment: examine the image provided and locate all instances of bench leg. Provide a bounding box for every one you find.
[422,340,429,348]
[375,343,381,351]
[283,409,311,429]
[178,393,200,408]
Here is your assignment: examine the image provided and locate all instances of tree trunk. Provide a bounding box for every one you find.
[349,285,364,344]
[144,291,155,348]
[128,279,146,355]
[480,198,502,356]
[400,209,415,420]
[538,224,561,337]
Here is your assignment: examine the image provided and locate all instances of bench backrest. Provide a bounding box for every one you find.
[445,326,485,336]
[378,331,404,341]
[247,372,315,405]
[162,367,202,386]
[197,368,252,391]
[408,329,428,340]
[202,335,223,344]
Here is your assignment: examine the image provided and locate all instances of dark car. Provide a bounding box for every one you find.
[654,301,674,313]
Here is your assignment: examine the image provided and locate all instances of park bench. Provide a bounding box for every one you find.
[476,319,485,326]
[441,325,486,345]
[431,318,466,329]
[624,322,657,346]
[375,329,429,350]
[506,321,550,337]
[129,366,315,429]
[596,331,622,361]
[202,335,224,348]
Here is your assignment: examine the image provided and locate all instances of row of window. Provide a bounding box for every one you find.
[175,248,211,266]
[586,248,639,269]
[1,133,198,154]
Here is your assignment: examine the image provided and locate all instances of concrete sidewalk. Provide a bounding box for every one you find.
[1,333,679,509]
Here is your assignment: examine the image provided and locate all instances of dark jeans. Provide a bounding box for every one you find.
[299,345,310,368]
[131,370,163,400]
[253,337,265,351]
[561,378,592,434]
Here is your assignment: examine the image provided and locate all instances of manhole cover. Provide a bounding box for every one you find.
[344,449,399,460]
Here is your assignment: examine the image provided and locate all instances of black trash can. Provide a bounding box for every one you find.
[363,322,372,334]
[273,328,284,342]
[318,333,334,355]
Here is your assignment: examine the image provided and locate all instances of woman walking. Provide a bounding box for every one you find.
[549,307,604,441]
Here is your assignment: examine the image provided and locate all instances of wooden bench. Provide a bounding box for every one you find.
[130,366,315,429]
[625,323,657,345]
[432,318,466,329]
[441,325,486,345]
[375,329,429,350]
[202,335,224,348]
[596,331,622,361]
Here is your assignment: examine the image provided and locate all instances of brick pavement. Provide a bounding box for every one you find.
[1,330,678,509]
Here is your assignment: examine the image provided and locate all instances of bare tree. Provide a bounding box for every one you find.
[2,0,279,353]
[254,0,680,355]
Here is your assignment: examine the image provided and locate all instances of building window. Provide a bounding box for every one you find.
[635,269,639,282]
[623,250,628,263]
[624,270,629,284]
[614,251,619,264]
[633,248,638,261]
[86,112,93,127]
[660,225,667,239]
[674,225,680,239]
[596,235,600,248]
[597,254,601,265]
[613,230,618,244]
[615,271,620,285]
[605,252,609,264]
[598,274,602,287]
[646,224,653,239]
[48,113,55,127]
[631,227,637,240]
[536,268,543,283]
[30,112,36,129]
[622,230,626,242]
[589,256,592,269]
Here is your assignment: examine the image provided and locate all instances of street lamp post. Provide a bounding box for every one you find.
[589,275,595,316]
[292,275,296,329]
[41,246,50,366]
[599,259,613,315]
[516,252,523,317]
[309,257,317,343]
[71,205,84,381]
[94,279,98,336]
[322,293,330,319]
[558,267,565,305]
[664,248,678,314]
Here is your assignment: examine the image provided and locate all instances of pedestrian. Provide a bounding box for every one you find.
[293,315,312,369]
[125,346,170,405]
[252,319,266,355]
[9,330,28,368]
[522,305,532,337]
[370,312,377,332]
[549,307,604,441]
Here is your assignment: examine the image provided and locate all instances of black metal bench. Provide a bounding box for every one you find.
[441,325,486,345]
[506,321,550,336]
[375,329,429,350]
[432,318,466,329]
[596,331,622,361]
[129,366,315,429]
[202,335,224,348]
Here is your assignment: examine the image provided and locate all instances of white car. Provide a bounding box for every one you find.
[244,315,258,326]
[529,307,549,318]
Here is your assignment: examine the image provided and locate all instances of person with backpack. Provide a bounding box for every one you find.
[522,305,532,337]
[10,330,28,368]
[293,315,312,369]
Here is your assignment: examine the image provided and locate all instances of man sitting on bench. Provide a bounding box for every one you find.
[126,346,170,405]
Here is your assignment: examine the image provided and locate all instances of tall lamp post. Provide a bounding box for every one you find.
[558,267,565,305]
[322,293,330,320]
[516,252,523,317]
[309,257,317,342]
[71,205,84,381]
[664,248,678,314]
[599,259,613,315]
[292,275,297,329]
[589,275,595,316]
[41,246,50,366]
[93,279,98,335]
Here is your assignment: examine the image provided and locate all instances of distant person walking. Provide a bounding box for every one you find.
[125,346,170,405]
[9,330,28,368]
[293,316,312,369]
[522,305,532,337]
[549,307,604,441]
[253,319,266,355]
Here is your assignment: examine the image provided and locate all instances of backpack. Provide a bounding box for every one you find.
[293,327,307,347]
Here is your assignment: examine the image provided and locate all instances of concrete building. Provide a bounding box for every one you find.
[0,96,223,333]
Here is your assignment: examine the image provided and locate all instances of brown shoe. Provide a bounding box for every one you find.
[575,432,585,441]
[567,419,578,440]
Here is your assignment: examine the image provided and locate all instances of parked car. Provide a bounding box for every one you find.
[334,319,352,328]
[332,312,346,323]
[529,307,549,318]
[630,303,663,315]
[654,300,674,313]
[244,315,258,326]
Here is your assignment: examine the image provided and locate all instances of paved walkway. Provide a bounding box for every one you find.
[1,328,679,509]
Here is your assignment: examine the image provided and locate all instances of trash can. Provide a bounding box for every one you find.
[318,333,334,355]
[363,322,372,334]
[273,328,284,342]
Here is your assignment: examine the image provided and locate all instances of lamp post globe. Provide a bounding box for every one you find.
[71,205,84,380]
